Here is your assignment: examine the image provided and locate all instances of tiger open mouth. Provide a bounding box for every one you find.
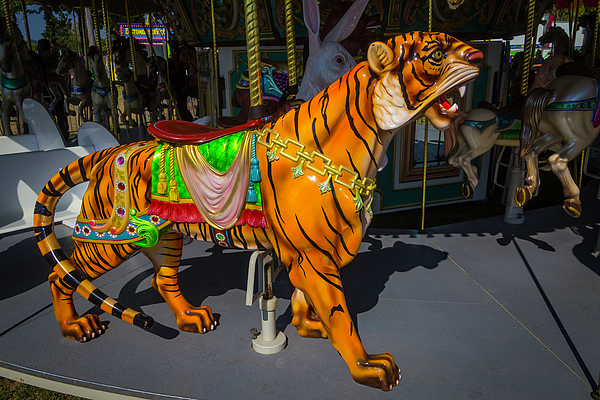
[439,84,466,115]
[425,83,469,129]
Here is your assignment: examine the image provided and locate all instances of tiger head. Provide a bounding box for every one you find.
[368,32,482,131]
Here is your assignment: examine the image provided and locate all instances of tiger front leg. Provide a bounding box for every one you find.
[141,232,215,333]
[48,271,104,342]
[288,254,400,391]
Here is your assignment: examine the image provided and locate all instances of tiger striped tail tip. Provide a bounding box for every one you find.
[134,313,155,329]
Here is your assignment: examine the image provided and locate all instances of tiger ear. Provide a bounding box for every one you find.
[368,42,395,76]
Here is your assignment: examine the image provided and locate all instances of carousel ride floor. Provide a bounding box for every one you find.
[0,180,598,400]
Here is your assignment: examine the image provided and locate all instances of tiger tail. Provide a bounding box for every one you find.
[33,147,155,330]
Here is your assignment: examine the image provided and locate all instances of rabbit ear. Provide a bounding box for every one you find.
[323,0,369,43]
[303,0,322,57]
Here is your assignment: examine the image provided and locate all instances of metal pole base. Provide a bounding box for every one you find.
[252,331,287,355]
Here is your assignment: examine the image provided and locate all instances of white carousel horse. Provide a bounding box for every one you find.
[0,36,32,136]
[446,55,572,197]
[56,49,93,126]
[515,65,600,218]
[88,46,112,130]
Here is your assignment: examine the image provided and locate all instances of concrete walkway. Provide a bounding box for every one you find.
[1,181,598,400]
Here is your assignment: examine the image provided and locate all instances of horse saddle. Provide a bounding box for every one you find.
[147,119,271,230]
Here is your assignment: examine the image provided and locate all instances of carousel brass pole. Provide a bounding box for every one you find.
[2,0,14,39]
[80,0,88,65]
[245,0,263,113]
[593,0,600,67]
[20,0,32,51]
[421,0,433,231]
[101,0,119,138]
[91,0,102,53]
[285,0,296,97]
[210,0,221,118]
[521,0,536,96]
[125,0,138,82]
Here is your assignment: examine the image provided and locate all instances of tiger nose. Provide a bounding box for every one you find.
[466,50,484,66]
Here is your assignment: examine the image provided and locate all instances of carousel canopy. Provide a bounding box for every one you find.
[23,0,565,45]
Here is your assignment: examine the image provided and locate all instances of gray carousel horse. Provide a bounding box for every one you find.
[56,49,93,126]
[0,35,31,135]
[114,63,146,129]
[538,26,570,57]
[515,64,600,218]
[446,55,572,197]
[88,46,112,130]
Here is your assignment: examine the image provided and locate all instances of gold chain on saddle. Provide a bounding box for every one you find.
[255,128,377,213]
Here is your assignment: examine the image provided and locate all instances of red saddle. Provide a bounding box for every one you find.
[148,117,272,145]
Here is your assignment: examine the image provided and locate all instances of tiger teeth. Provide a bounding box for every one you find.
[449,104,458,112]
[458,85,466,98]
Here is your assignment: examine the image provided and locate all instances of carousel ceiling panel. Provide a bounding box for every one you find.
[26,0,153,17]
[54,0,555,46]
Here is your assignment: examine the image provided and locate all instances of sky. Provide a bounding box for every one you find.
[15,12,46,41]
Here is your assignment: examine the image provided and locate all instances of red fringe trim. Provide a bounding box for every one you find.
[148,200,268,229]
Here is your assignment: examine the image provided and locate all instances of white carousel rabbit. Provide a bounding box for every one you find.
[296,0,370,101]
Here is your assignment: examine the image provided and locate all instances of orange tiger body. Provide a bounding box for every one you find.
[34,32,482,390]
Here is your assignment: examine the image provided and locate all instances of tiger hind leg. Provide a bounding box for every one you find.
[48,271,104,342]
[291,288,328,338]
[141,232,215,333]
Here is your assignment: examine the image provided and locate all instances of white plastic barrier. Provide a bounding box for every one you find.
[0,100,120,234]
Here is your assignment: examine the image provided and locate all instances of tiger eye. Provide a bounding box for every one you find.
[432,50,443,61]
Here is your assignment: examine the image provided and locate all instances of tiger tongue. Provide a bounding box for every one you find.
[440,94,452,110]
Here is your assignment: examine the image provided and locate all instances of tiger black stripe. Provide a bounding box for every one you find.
[34,225,53,240]
[252,229,268,250]
[352,69,379,141]
[62,269,90,292]
[59,167,76,188]
[346,150,361,177]
[296,216,340,270]
[397,45,419,111]
[319,88,331,136]
[43,247,68,267]
[232,226,247,249]
[77,158,88,181]
[267,148,284,223]
[294,107,300,141]
[312,118,324,154]
[275,210,303,267]
[345,71,377,166]
[42,180,63,197]
[33,201,51,219]
[320,209,353,258]
[328,179,354,233]
[303,251,343,292]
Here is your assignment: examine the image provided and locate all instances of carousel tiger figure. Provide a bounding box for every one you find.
[34,32,482,390]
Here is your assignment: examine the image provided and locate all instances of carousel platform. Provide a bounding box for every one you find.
[0,181,599,400]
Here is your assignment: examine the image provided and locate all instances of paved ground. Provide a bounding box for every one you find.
[0,181,599,400]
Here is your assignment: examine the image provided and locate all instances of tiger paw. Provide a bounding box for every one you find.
[176,306,216,333]
[351,353,401,391]
[59,314,105,343]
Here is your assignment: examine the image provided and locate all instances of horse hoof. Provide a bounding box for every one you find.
[514,187,531,207]
[563,200,581,218]
[462,182,474,199]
